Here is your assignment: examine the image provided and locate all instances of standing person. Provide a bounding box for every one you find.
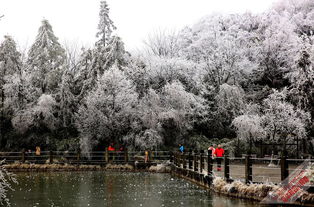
[108,143,115,151]
[214,144,224,171]
[179,144,184,153]
[208,145,215,158]
[108,143,115,162]
[144,150,149,163]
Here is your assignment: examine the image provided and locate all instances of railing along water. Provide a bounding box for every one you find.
[0,150,171,165]
[172,150,314,185]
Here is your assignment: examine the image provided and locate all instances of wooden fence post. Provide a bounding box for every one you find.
[124,148,128,164]
[200,150,203,173]
[21,149,25,163]
[170,151,173,163]
[182,152,186,169]
[189,150,192,170]
[112,151,115,163]
[77,151,81,164]
[148,150,151,163]
[207,149,213,176]
[105,149,109,163]
[224,150,230,181]
[49,151,53,164]
[245,155,252,184]
[281,152,289,181]
[193,151,197,172]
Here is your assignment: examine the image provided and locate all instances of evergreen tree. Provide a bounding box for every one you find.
[96,0,117,47]
[0,36,23,148]
[27,19,66,96]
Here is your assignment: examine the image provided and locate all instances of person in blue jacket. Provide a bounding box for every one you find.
[179,144,184,153]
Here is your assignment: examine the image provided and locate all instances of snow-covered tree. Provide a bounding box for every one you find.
[59,70,76,129]
[287,36,314,119]
[232,113,265,153]
[74,1,126,101]
[0,161,17,206]
[143,55,204,93]
[0,36,23,148]
[274,0,314,36]
[179,14,259,90]
[159,81,206,145]
[0,36,23,111]
[213,84,245,136]
[12,94,58,135]
[76,64,138,154]
[96,0,116,47]
[134,129,162,150]
[261,90,311,149]
[144,29,180,58]
[74,48,94,100]
[254,10,298,89]
[27,19,66,95]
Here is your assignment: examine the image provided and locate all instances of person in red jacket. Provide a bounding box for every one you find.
[108,144,115,151]
[214,144,224,171]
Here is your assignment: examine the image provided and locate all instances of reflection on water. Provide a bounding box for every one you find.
[8,171,258,207]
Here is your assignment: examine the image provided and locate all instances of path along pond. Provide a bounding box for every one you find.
[8,171,259,207]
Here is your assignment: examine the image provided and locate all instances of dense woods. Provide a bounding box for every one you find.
[0,0,313,156]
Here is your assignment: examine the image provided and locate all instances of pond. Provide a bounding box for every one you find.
[8,171,258,207]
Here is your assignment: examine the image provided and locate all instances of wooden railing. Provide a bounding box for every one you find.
[0,150,171,165]
[173,150,314,184]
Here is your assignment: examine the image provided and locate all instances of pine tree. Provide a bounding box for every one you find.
[0,36,23,148]
[27,19,66,95]
[75,1,126,101]
[96,0,117,47]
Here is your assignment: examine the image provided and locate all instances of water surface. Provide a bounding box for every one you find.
[8,171,258,207]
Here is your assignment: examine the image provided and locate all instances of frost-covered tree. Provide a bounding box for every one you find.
[134,129,163,150]
[232,113,265,153]
[274,0,314,36]
[179,14,258,90]
[124,89,163,150]
[75,38,127,101]
[74,1,126,101]
[0,161,17,207]
[287,36,314,120]
[76,64,138,154]
[11,93,58,149]
[96,0,116,47]
[159,81,206,145]
[124,79,206,149]
[254,11,298,89]
[74,48,94,100]
[0,36,23,110]
[27,19,66,95]
[12,94,58,134]
[143,55,204,93]
[59,70,76,130]
[0,36,23,148]
[144,29,180,58]
[213,84,245,137]
[123,56,150,97]
[261,90,311,150]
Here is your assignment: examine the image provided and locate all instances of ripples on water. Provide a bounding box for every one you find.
[8,172,257,207]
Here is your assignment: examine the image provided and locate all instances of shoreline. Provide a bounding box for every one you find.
[4,163,314,206]
[171,165,314,207]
